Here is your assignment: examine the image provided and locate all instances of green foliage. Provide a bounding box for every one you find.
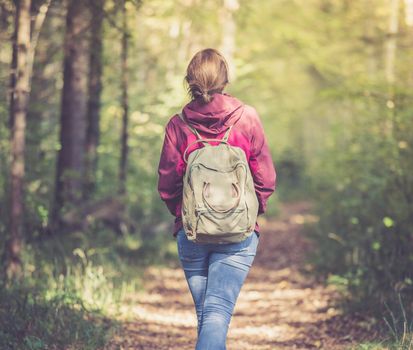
[284,0,413,326]
[307,106,413,312]
[307,86,413,314]
[0,218,178,348]
[1,0,413,347]
[313,93,413,305]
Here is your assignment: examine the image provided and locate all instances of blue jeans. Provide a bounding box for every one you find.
[176,228,260,350]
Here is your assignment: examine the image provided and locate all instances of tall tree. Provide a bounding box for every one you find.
[84,0,104,200]
[4,0,32,280]
[27,0,51,88]
[51,0,90,230]
[405,0,413,25]
[385,0,400,86]
[220,0,238,81]
[119,0,129,196]
[4,0,51,280]
[385,0,400,134]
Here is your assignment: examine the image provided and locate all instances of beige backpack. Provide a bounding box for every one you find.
[179,112,259,244]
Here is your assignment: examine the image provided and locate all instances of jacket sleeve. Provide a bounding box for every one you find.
[248,109,277,215]
[157,119,184,217]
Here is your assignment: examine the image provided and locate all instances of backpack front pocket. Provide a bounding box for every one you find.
[195,205,250,236]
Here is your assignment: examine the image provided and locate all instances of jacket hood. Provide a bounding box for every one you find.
[182,92,244,134]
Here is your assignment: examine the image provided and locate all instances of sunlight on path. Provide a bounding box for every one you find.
[105,202,377,350]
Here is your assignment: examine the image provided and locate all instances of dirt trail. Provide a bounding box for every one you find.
[105,202,380,350]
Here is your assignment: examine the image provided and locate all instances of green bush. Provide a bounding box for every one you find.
[307,99,413,318]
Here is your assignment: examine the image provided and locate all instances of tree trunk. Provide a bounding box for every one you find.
[27,0,51,89]
[363,0,378,79]
[119,0,129,196]
[84,0,104,200]
[8,1,18,130]
[405,0,413,26]
[385,0,400,85]
[4,0,31,281]
[384,0,400,136]
[51,0,90,231]
[220,0,238,81]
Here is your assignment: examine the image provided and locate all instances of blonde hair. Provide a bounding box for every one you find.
[184,48,229,104]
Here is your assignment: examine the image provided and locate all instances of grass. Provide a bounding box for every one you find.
[350,343,390,350]
[0,220,179,349]
[380,293,413,350]
[342,292,413,350]
[0,282,114,350]
[351,336,413,350]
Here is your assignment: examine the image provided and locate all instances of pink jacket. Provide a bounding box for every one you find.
[157,92,276,237]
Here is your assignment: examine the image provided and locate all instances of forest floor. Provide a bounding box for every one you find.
[104,201,385,350]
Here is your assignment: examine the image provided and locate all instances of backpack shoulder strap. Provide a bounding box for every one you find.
[178,112,202,140]
[178,112,234,163]
[222,125,233,142]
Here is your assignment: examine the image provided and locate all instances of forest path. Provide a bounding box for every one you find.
[105,201,379,350]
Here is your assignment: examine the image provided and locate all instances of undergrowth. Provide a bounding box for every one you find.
[0,220,179,349]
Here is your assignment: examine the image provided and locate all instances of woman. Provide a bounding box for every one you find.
[157,48,276,349]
